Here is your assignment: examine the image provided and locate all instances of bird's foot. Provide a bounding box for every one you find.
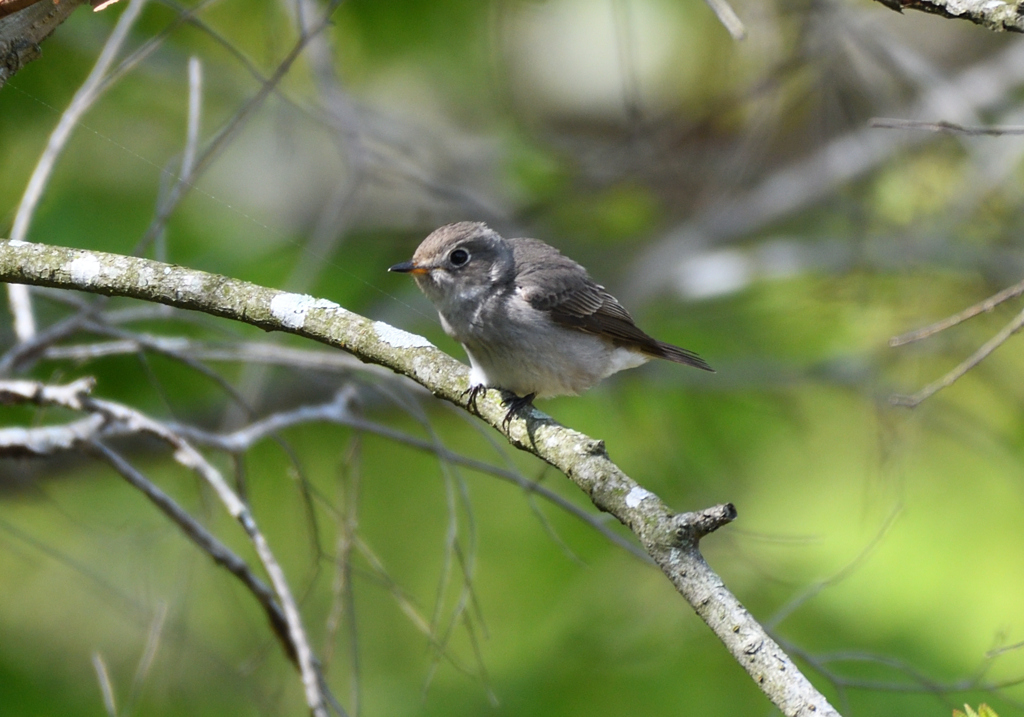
[461,384,488,414]
[500,392,536,432]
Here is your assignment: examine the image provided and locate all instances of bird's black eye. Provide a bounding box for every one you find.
[449,248,470,267]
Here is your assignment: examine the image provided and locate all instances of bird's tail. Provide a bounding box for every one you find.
[648,341,714,372]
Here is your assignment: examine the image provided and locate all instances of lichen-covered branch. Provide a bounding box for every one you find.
[0,239,840,717]
[0,0,86,88]
[872,0,1024,33]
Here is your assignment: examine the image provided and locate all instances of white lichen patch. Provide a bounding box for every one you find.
[136,265,156,287]
[67,254,103,285]
[412,354,443,384]
[173,272,204,297]
[372,321,433,349]
[270,292,340,330]
[625,486,654,508]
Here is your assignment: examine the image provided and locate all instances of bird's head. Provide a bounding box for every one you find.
[389,222,514,310]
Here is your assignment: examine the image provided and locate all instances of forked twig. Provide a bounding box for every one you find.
[891,305,1024,408]
[0,376,331,717]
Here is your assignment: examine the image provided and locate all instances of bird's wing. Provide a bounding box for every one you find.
[512,238,713,371]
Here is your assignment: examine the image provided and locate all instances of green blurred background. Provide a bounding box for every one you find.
[3,0,1024,715]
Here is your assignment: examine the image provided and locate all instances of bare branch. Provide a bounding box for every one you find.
[0,0,84,82]
[133,1,341,256]
[0,371,329,717]
[0,413,106,456]
[701,0,746,40]
[42,337,385,375]
[871,0,1024,33]
[86,442,295,664]
[90,652,118,717]
[871,117,1024,136]
[0,240,840,717]
[891,306,1024,407]
[890,277,1024,346]
[171,391,650,560]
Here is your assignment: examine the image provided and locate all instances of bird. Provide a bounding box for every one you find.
[389,222,712,427]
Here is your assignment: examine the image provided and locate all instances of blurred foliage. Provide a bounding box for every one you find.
[955,706,1000,717]
[3,0,1024,716]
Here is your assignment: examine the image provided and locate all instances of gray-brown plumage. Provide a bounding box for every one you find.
[389,222,712,419]
[511,237,711,371]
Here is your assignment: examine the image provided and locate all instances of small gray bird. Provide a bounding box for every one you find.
[389,222,712,425]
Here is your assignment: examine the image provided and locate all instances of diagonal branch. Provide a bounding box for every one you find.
[890,306,1024,407]
[0,373,331,717]
[0,239,839,717]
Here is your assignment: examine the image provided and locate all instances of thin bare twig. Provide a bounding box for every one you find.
[890,277,1024,346]
[95,409,327,717]
[784,640,1024,700]
[42,337,383,375]
[766,504,902,630]
[171,391,649,560]
[7,0,148,340]
[133,1,342,257]
[891,307,1024,407]
[702,0,746,40]
[125,602,168,715]
[91,652,118,717]
[0,375,330,717]
[85,442,294,659]
[182,57,202,180]
[871,117,1024,136]
[326,435,361,714]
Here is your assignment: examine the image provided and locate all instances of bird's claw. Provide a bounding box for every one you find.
[462,384,487,414]
[500,392,536,432]
[461,384,535,432]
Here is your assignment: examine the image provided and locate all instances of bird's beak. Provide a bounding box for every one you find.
[388,260,430,275]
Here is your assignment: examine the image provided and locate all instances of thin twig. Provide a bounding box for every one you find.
[766,504,902,630]
[182,57,202,181]
[327,435,361,714]
[0,375,330,717]
[42,337,384,376]
[870,117,1024,135]
[891,307,1024,407]
[349,535,483,679]
[87,442,295,661]
[0,311,97,374]
[132,1,342,256]
[89,406,328,717]
[630,42,1024,302]
[165,390,650,560]
[890,277,1024,346]
[6,0,148,340]
[125,602,168,715]
[702,0,746,40]
[91,652,118,717]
